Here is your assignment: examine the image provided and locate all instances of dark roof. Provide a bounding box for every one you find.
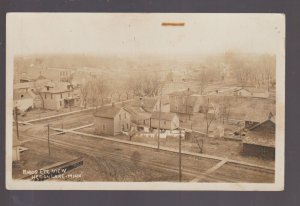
[242,135,275,148]
[249,117,276,131]
[151,112,178,121]
[243,118,276,148]
[94,105,123,119]
[124,106,151,121]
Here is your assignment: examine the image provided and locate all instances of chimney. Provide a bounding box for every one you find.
[139,97,143,107]
[268,112,273,120]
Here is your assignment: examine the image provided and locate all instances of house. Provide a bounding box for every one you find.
[130,96,170,113]
[244,112,274,129]
[234,87,269,98]
[242,116,276,159]
[42,68,73,82]
[150,112,179,131]
[169,89,203,115]
[94,104,131,136]
[124,106,151,126]
[39,82,80,110]
[13,90,34,112]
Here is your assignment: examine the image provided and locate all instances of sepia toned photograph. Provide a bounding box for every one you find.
[6,13,285,190]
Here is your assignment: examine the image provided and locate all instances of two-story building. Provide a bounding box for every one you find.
[39,82,80,110]
[94,104,131,136]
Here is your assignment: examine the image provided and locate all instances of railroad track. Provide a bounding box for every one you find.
[20,133,274,183]
[21,134,205,180]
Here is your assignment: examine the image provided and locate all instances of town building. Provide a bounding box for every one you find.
[234,87,269,98]
[42,68,73,82]
[94,105,131,136]
[39,82,80,110]
[169,89,203,115]
[242,116,276,159]
[124,106,151,127]
[150,112,179,131]
[13,90,34,112]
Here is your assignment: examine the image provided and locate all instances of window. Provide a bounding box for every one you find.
[127,123,129,129]
[124,113,126,119]
[119,114,121,120]
[60,101,62,106]
[45,94,47,99]
[122,125,125,131]
[164,121,166,125]
[61,93,63,99]
[21,94,24,98]
[103,124,105,130]
[51,94,53,99]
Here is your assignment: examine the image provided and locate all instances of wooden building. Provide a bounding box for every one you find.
[242,116,275,159]
[94,105,131,136]
[39,82,80,110]
[150,112,179,131]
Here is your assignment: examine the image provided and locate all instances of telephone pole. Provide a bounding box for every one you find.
[14,107,19,140]
[179,128,182,182]
[47,124,51,156]
[157,97,162,150]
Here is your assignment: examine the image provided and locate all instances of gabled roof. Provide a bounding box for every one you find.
[245,111,275,123]
[248,117,276,131]
[235,87,268,94]
[40,82,72,93]
[94,105,123,119]
[130,97,159,112]
[124,106,151,121]
[151,112,178,121]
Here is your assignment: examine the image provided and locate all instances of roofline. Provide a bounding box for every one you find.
[248,119,275,130]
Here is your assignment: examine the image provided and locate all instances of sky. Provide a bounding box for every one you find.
[7,13,285,57]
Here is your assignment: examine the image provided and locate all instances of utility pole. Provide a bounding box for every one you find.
[179,128,182,182]
[47,124,51,156]
[14,107,19,140]
[157,97,162,150]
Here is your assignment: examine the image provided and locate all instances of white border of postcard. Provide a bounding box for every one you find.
[6,13,285,190]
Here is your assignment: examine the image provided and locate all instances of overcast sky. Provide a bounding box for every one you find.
[7,13,285,56]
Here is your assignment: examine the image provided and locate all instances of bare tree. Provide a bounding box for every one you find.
[95,76,109,109]
[219,96,231,124]
[33,80,46,109]
[86,80,98,108]
[198,69,208,95]
[204,98,217,137]
[79,83,89,109]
